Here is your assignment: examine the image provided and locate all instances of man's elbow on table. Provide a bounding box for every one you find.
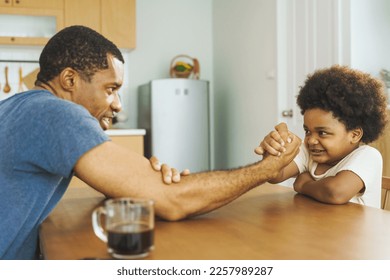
[156,207,188,222]
[154,195,190,222]
[154,184,207,222]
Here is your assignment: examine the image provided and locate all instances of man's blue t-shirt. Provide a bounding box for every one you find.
[0,90,109,259]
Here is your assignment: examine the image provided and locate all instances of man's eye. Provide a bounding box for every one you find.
[319,131,328,136]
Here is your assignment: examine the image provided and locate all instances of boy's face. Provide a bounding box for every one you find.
[303,108,362,166]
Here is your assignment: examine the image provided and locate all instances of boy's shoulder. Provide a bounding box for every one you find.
[347,145,382,163]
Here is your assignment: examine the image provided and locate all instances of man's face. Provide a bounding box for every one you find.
[72,54,124,130]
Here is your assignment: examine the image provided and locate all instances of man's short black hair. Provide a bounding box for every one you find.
[37,25,124,83]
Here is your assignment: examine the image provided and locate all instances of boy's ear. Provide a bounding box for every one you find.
[351,127,363,143]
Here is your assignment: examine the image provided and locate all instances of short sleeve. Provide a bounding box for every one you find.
[335,145,382,208]
[293,144,309,173]
[337,146,382,182]
[12,96,109,177]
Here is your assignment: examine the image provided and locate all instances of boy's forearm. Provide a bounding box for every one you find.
[294,176,347,205]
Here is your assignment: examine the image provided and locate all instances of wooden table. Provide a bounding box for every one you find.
[39,184,390,260]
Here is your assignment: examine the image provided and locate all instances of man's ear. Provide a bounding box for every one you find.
[351,127,363,144]
[59,68,77,91]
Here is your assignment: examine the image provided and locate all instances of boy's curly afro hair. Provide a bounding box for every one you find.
[297,65,388,144]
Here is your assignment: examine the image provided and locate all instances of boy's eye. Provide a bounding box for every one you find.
[318,131,328,136]
[304,129,310,135]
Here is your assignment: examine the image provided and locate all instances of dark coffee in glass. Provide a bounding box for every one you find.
[92,198,155,259]
[107,223,154,257]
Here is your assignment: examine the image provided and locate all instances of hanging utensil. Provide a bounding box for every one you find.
[18,66,24,93]
[22,67,39,90]
[3,66,11,93]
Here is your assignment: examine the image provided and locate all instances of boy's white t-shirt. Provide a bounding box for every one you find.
[293,144,382,208]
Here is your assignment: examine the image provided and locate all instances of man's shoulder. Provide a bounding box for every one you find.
[19,90,89,117]
[24,90,79,107]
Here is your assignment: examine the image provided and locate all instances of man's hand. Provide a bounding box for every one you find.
[149,156,190,184]
[254,122,296,157]
[254,123,301,182]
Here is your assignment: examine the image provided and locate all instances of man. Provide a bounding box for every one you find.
[0,26,300,259]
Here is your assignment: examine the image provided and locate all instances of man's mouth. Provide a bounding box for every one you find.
[101,117,112,129]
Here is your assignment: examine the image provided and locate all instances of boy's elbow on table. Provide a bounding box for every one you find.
[317,183,353,205]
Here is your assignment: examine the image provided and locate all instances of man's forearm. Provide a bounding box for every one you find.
[161,144,300,220]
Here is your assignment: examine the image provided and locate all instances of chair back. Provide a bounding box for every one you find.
[382,176,390,210]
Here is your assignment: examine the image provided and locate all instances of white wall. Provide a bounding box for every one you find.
[350,0,390,77]
[127,0,279,170]
[121,0,214,129]
[213,0,277,169]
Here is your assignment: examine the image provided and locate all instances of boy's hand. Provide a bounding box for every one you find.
[255,122,295,156]
[149,156,190,184]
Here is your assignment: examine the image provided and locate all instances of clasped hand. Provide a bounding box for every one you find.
[254,122,299,157]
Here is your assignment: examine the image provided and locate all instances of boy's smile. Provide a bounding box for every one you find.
[303,108,363,166]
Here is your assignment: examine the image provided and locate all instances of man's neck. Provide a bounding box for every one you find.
[33,80,68,100]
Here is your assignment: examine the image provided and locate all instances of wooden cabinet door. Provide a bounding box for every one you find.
[371,111,390,176]
[68,135,144,188]
[0,0,12,7]
[4,0,64,9]
[64,0,100,32]
[101,0,135,49]
[0,1,64,45]
[110,135,143,154]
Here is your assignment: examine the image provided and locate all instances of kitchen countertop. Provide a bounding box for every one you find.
[105,129,146,136]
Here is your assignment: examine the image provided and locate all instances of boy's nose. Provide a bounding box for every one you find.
[307,136,319,145]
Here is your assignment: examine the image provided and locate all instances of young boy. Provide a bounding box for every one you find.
[256,65,388,208]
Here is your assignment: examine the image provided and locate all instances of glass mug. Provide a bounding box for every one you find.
[92,198,154,259]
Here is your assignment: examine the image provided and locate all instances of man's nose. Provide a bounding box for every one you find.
[111,92,122,113]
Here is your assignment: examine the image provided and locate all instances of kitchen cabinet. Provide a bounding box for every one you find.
[68,133,144,188]
[64,0,136,49]
[101,0,136,49]
[0,0,64,45]
[63,0,100,33]
[0,0,63,9]
[371,111,390,176]
[0,0,135,48]
[108,134,144,153]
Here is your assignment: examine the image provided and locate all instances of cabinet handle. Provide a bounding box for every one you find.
[15,0,20,4]
[5,0,10,4]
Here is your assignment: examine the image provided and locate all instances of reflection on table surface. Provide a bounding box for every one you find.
[39,183,390,260]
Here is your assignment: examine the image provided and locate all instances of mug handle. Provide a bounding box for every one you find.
[92,206,108,242]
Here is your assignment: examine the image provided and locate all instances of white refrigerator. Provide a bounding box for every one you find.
[138,79,210,173]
